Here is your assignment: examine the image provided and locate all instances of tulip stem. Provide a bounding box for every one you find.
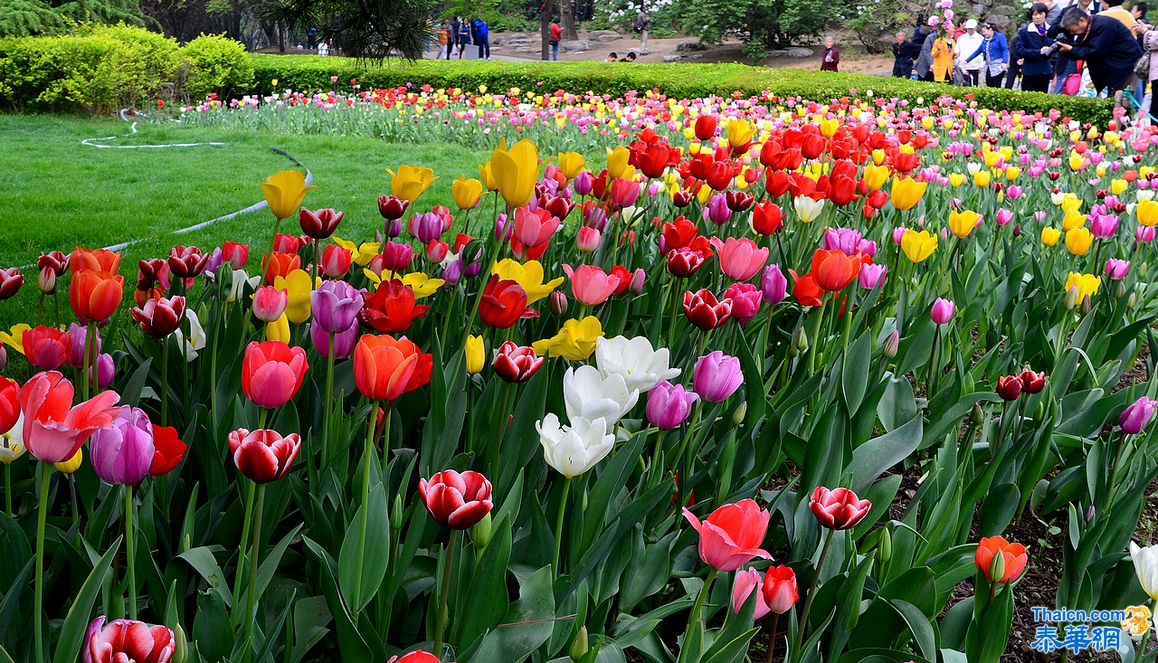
[82,321,95,400]
[4,464,10,515]
[1107,430,1128,510]
[553,477,572,575]
[683,566,718,656]
[34,463,50,663]
[433,528,459,657]
[125,483,137,619]
[807,303,826,375]
[490,381,514,476]
[353,402,382,619]
[233,479,256,620]
[323,338,335,468]
[160,336,169,427]
[765,612,780,663]
[244,482,266,661]
[793,528,834,661]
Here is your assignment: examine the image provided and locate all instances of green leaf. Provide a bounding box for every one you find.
[891,599,937,661]
[338,484,390,614]
[978,483,1020,536]
[456,513,513,650]
[469,564,556,662]
[848,415,923,493]
[842,331,872,415]
[52,537,121,663]
[178,546,233,607]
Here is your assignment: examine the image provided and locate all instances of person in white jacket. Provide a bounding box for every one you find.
[956,19,986,84]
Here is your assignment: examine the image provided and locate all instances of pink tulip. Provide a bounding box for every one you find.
[1105,258,1130,280]
[252,285,288,323]
[930,298,955,325]
[84,616,174,663]
[20,371,122,463]
[563,264,622,306]
[682,498,771,571]
[731,567,772,619]
[710,236,769,281]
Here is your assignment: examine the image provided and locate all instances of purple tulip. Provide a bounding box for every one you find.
[1121,396,1157,434]
[442,256,464,285]
[573,171,594,196]
[891,226,907,246]
[67,323,101,368]
[995,209,1013,226]
[310,320,358,359]
[381,241,414,274]
[646,380,699,430]
[408,212,444,244]
[693,351,743,403]
[1006,185,1023,199]
[629,268,646,295]
[89,407,154,485]
[583,205,607,231]
[823,228,864,256]
[385,217,403,238]
[1105,258,1130,281]
[930,298,955,325]
[91,352,115,390]
[1137,226,1156,243]
[310,280,363,333]
[1090,214,1119,239]
[859,264,887,289]
[704,193,731,225]
[494,213,512,241]
[760,265,788,306]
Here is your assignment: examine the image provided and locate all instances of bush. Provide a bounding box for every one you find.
[248,55,1115,127]
[179,33,254,101]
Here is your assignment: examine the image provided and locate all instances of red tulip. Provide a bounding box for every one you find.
[418,469,494,529]
[791,272,824,307]
[221,241,249,269]
[360,280,430,333]
[228,428,301,483]
[167,245,208,279]
[388,652,442,663]
[761,565,799,614]
[83,615,174,663]
[683,289,732,330]
[273,233,306,254]
[809,486,871,530]
[241,341,309,409]
[148,424,186,477]
[694,115,718,141]
[299,207,344,239]
[1019,369,1047,394]
[705,160,734,191]
[378,195,410,221]
[70,270,124,324]
[479,276,529,329]
[667,248,708,278]
[975,535,1028,583]
[70,248,121,275]
[0,376,18,436]
[19,370,122,463]
[23,326,72,370]
[810,249,862,292]
[725,190,754,212]
[492,341,544,383]
[765,170,791,197]
[751,202,783,235]
[682,498,771,571]
[130,296,186,339]
[353,334,431,401]
[0,268,23,300]
[659,216,711,255]
[996,375,1022,401]
[320,244,352,278]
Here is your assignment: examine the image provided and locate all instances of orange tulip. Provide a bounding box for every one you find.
[975,535,1028,584]
[69,248,121,275]
[353,334,432,401]
[69,270,124,324]
[810,249,862,292]
[262,252,301,285]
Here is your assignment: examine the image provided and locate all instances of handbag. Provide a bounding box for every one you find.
[1062,72,1082,94]
[1137,51,1152,79]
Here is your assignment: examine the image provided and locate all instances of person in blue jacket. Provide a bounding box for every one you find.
[965,22,1011,86]
[1017,3,1057,91]
[471,17,491,60]
[1056,6,1143,93]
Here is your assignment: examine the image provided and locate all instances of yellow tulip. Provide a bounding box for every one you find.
[492,259,564,304]
[949,209,981,238]
[606,146,631,180]
[265,314,291,343]
[1060,193,1082,212]
[452,175,483,210]
[1139,199,1158,227]
[862,164,889,191]
[891,177,928,211]
[261,170,315,220]
[387,164,437,203]
[401,272,445,299]
[983,151,1000,168]
[54,449,83,474]
[972,171,991,187]
[478,161,498,191]
[1065,272,1101,300]
[872,149,887,165]
[948,173,966,187]
[0,323,31,355]
[1005,166,1022,181]
[1041,226,1062,246]
[558,152,586,179]
[727,119,756,149]
[465,335,485,375]
[532,316,604,361]
[1112,178,1129,196]
[1068,152,1085,172]
[332,236,381,267]
[901,229,938,263]
[492,139,540,208]
[1062,209,1086,232]
[819,118,839,138]
[1065,227,1094,256]
[273,269,315,324]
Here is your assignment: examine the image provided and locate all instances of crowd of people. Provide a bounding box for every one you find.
[881,0,1158,118]
[434,17,493,60]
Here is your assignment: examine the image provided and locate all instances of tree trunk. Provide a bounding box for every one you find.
[562,0,577,41]
[540,0,553,60]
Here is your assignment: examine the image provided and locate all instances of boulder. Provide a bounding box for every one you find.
[587,30,621,43]
[663,54,682,62]
[676,40,708,52]
[784,46,814,58]
[562,39,590,52]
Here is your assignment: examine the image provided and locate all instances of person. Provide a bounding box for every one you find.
[821,36,840,71]
[1056,5,1144,93]
[635,11,651,54]
[1134,1,1150,19]
[437,20,451,60]
[965,22,1011,86]
[914,25,936,80]
[457,18,471,58]
[1044,0,1067,27]
[1018,3,1058,91]
[1101,0,1139,28]
[550,20,563,60]
[892,31,920,77]
[623,51,637,62]
[956,19,986,84]
[606,51,619,62]
[449,16,460,58]
[307,26,318,50]
[318,39,330,56]
[472,17,491,60]
[933,25,956,82]
[1006,32,1023,87]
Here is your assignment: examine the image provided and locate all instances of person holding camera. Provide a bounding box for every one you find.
[1053,5,1143,94]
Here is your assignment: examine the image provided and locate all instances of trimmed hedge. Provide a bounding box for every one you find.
[250,55,1115,127]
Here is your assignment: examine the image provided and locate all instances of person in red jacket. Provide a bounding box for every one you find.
[821,37,840,71]
[550,21,563,60]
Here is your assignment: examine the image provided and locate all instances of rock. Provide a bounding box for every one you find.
[587,30,620,43]
[663,54,682,62]
[784,46,814,58]
[676,40,708,52]
[561,39,590,52]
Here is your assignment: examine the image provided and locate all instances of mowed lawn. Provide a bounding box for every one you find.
[0,113,490,268]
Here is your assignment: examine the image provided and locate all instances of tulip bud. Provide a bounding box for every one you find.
[173,624,189,663]
[472,511,493,549]
[182,532,191,553]
[38,266,56,294]
[794,326,809,354]
[971,403,985,425]
[883,329,899,358]
[988,549,1005,583]
[1086,503,1096,522]
[732,401,748,424]
[1080,294,1092,315]
[569,626,589,661]
[549,290,569,317]
[1129,291,1138,309]
[1064,286,1079,310]
[629,268,646,295]
[1116,279,1127,300]
[391,494,404,532]
[878,527,892,563]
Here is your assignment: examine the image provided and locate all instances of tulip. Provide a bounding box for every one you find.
[810,249,862,291]
[361,280,430,333]
[0,377,17,437]
[167,245,207,280]
[148,425,186,477]
[1105,258,1130,281]
[299,207,344,239]
[948,209,981,238]
[536,413,615,477]
[222,241,249,269]
[703,193,731,224]
[667,248,708,278]
[464,335,485,375]
[809,486,871,530]
[262,251,301,284]
[793,196,826,223]
[70,270,124,324]
[228,428,301,483]
[682,499,771,571]
[0,268,23,300]
[171,309,206,361]
[1121,396,1157,434]
[563,365,639,424]
[70,247,121,274]
[353,334,431,401]
[19,371,121,463]
[683,289,732,331]
[694,114,718,141]
[576,227,601,252]
[1129,541,1158,600]
[66,323,96,368]
[532,316,604,361]
[83,616,174,663]
[491,259,565,304]
[901,229,937,263]
[37,267,55,295]
[479,276,529,329]
[1065,227,1094,255]
[762,565,799,614]
[594,336,680,393]
[310,280,362,333]
[130,296,186,339]
[723,283,763,324]
[23,326,72,370]
[711,237,769,281]
[557,152,586,179]
[1019,369,1047,394]
[491,139,539,208]
[241,341,308,409]
[646,380,698,430]
[996,375,1022,401]
[930,298,955,325]
[320,244,352,278]
[418,469,494,529]
[693,351,743,402]
[388,652,442,663]
[492,341,544,382]
[310,319,358,359]
[387,164,437,203]
[752,202,783,235]
[408,212,446,244]
[262,170,314,220]
[605,145,632,180]
[760,265,788,305]
[563,264,621,307]
[732,568,772,619]
[859,263,887,289]
[1064,272,1101,302]
[975,535,1028,583]
[891,176,927,211]
[89,407,154,486]
[54,449,82,473]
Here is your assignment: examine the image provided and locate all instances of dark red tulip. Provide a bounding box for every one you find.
[997,375,1022,401]
[130,296,186,339]
[418,470,493,529]
[0,268,23,300]
[666,248,707,278]
[1019,369,1047,394]
[228,428,301,483]
[683,289,732,330]
[299,208,344,240]
[167,245,208,279]
[492,341,544,382]
[378,195,410,220]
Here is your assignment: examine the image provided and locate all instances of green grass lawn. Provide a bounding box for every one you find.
[0,113,489,269]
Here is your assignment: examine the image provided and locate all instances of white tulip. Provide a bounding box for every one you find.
[228,269,260,303]
[535,413,615,477]
[0,412,25,464]
[172,309,206,362]
[562,365,639,424]
[793,196,825,223]
[595,336,680,393]
[1138,190,1155,202]
[1130,541,1158,601]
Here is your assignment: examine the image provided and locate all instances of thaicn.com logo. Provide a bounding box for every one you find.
[1028,606,1151,654]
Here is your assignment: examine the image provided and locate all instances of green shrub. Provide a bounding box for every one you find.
[179,33,254,101]
[247,55,1114,127]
